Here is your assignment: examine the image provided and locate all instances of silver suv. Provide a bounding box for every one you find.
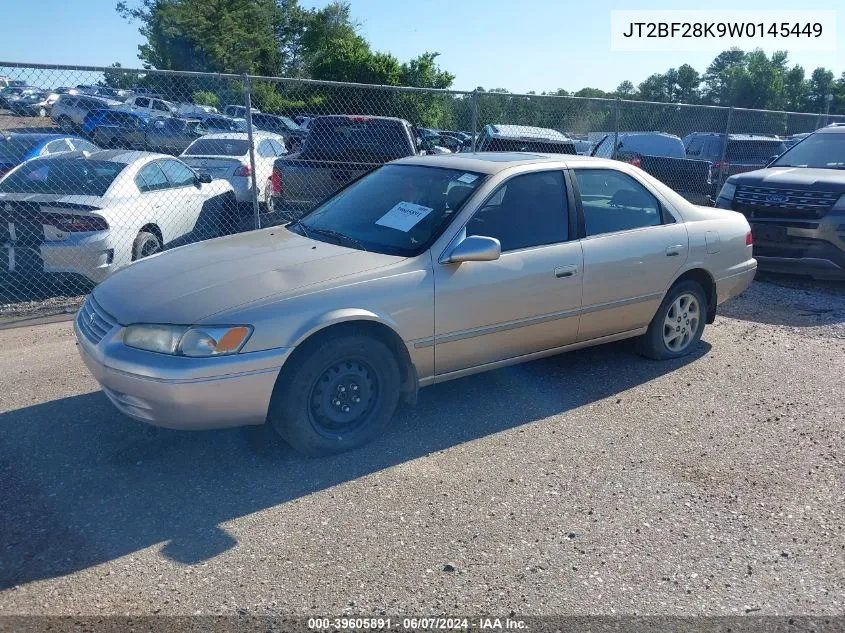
[51,94,122,133]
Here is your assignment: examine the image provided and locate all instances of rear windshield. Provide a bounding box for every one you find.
[485,137,576,154]
[0,159,125,196]
[183,139,250,156]
[771,132,845,169]
[725,140,787,162]
[0,137,40,163]
[303,117,412,161]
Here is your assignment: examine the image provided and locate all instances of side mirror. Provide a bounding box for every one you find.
[197,172,213,184]
[443,235,501,264]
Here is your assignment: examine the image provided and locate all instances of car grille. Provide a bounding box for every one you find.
[733,186,840,219]
[76,295,117,345]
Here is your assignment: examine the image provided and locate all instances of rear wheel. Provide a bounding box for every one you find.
[132,231,161,261]
[269,330,401,456]
[636,280,707,360]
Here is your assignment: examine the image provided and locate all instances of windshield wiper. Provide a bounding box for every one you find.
[307,227,367,252]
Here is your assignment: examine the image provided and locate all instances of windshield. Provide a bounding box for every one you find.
[183,138,250,156]
[0,137,40,163]
[725,139,786,162]
[0,159,125,196]
[486,137,576,154]
[771,133,845,169]
[302,117,412,161]
[293,164,486,256]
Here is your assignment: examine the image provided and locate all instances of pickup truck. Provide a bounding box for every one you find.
[592,132,713,206]
[270,115,420,217]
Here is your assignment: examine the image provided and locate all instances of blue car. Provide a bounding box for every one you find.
[82,109,150,149]
[0,133,98,177]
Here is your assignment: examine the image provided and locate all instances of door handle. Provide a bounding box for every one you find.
[665,245,684,257]
[555,265,578,278]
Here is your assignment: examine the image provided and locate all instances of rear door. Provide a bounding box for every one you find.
[573,166,688,342]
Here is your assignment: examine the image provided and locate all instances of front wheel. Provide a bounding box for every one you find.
[269,331,401,456]
[636,280,707,360]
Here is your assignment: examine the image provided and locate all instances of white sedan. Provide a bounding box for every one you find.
[0,150,236,283]
[180,132,288,210]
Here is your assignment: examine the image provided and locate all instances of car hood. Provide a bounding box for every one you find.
[93,227,406,325]
[728,167,845,191]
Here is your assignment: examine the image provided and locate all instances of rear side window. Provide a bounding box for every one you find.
[44,139,72,154]
[575,169,663,236]
[136,162,169,192]
[686,136,706,156]
[466,171,569,252]
[159,159,196,188]
[134,97,150,108]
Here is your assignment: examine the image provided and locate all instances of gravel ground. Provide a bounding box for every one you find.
[0,278,843,618]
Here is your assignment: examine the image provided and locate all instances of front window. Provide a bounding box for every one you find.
[291,164,486,256]
[771,133,845,170]
[0,159,125,196]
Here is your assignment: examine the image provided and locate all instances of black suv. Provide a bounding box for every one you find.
[714,124,845,279]
[683,132,787,195]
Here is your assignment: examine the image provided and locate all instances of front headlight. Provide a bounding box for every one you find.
[718,181,736,201]
[123,324,252,356]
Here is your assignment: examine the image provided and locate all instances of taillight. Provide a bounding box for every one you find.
[746,231,753,246]
[43,213,108,232]
[271,166,282,194]
[233,165,251,177]
[628,156,641,168]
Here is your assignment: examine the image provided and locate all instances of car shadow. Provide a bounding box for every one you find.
[718,274,845,328]
[0,339,710,590]
[165,196,246,249]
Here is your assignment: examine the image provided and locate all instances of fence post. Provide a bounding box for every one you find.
[242,74,261,231]
[470,90,479,152]
[718,106,734,190]
[612,98,621,159]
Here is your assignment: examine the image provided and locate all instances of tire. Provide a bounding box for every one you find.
[269,330,401,456]
[262,179,274,214]
[132,231,162,261]
[58,115,75,133]
[636,280,707,360]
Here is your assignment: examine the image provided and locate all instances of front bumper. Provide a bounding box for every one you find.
[74,313,290,430]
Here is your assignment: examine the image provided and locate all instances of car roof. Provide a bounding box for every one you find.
[3,133,75,144]
[80,150,171,163]
[687,132,784,141]
[816,124,845,134]
[394,152,614,174]
[486,124,571,141]
[192,132,282,140]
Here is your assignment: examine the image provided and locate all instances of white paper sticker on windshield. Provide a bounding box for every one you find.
[375,201,434,232]
[456,173,478,184]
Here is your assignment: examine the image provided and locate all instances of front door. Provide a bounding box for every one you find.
[433,170,583,376]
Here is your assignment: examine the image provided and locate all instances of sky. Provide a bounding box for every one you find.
[0,0,842,94]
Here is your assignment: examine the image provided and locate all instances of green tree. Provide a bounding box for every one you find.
[808,67,835,113]
[701,48,746,104]
[615,80,634,98]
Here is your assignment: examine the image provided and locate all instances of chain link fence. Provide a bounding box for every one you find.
[1,61,844,324]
